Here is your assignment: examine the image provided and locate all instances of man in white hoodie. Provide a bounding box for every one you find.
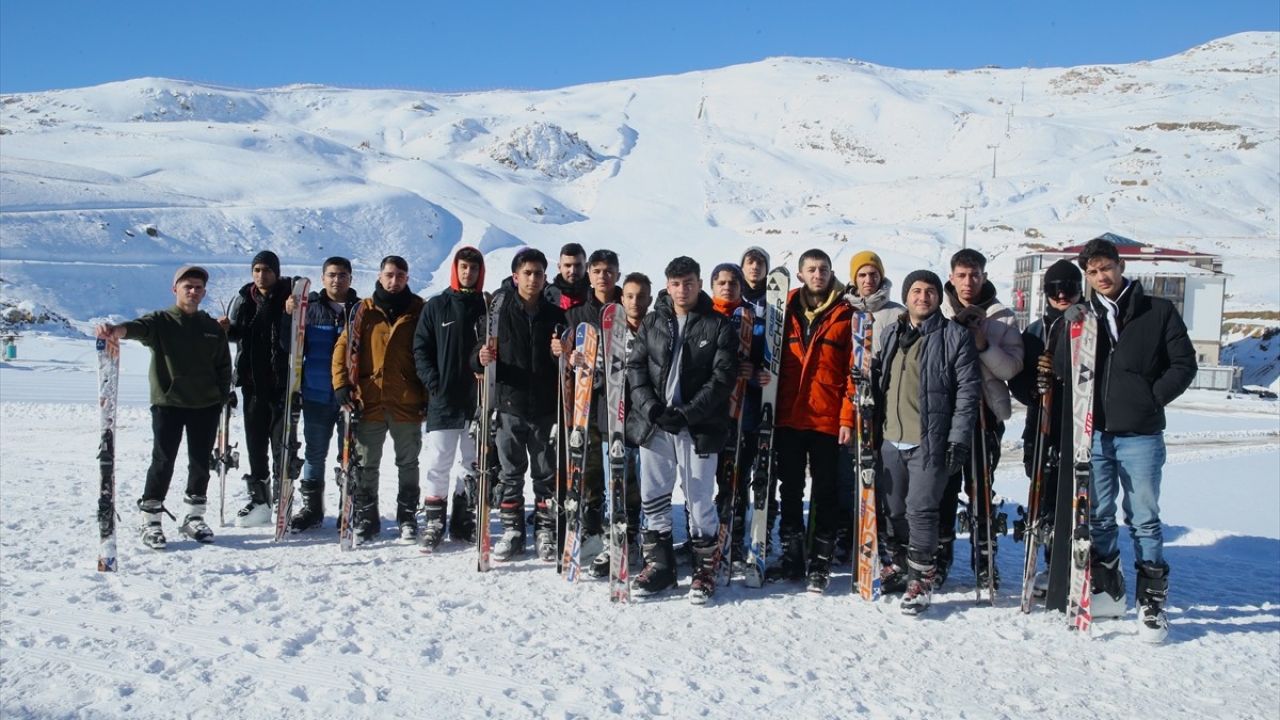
[938,248,1023,589]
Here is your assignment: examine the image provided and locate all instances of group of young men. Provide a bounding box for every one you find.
[96,234,1195,639]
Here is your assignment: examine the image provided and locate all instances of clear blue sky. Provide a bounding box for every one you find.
[2,1,1276,93]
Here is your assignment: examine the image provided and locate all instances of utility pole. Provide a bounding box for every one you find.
[961,204,974,249]
[988,143,1000,179]
[1006,107,1013,136]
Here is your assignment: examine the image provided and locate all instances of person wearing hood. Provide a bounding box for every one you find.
[332,255,427,544]
[772,248,857,592]
[543,242,590,311]
[283,256,361,532]
[97,265,232,549]
[737,246,780,551]
[625,256,736,604]
[221,250,295,527]
[875,270,981,615]
[837,250,906,562]
[937,248,1024,589]
[707,261,770,570]
[1008,259,1081,596]
[565,248,624,576]
[413,247,487,551]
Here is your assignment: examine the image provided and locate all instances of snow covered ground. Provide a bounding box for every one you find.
[1,333,1277,719]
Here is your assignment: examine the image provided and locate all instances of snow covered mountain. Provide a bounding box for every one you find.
[1,32,1276,324]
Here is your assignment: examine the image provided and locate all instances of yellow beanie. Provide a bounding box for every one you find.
[849,251,885,281]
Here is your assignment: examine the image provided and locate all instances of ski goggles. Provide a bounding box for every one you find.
[1044,280,1081,298]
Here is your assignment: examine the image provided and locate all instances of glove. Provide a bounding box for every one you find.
[945,442,970,476]
[335,385,355,409]
[955,305,987,328]
[647,403,666,424]
[1035,352,1055,395]
[226,391,238,410]
[656,407,687,435]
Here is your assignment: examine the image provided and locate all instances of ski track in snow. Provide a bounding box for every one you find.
[3,353,1280,717]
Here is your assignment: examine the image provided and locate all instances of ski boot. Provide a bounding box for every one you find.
[533,501,556,561]
[1090,554,1127,619]
[235,475,273,527]
[492,502,527,561]
[448,489,476,543]
[577,505,605,576]
[765,527,806,583]
[138,498,167,550]
[289,481,324,533]
[1136,562,1170,643]
[900,551,937,617]
[932,536,954,589]
[418,496,447,552]
[178,494,214,544]
[353,495,380,545]
[833,521,855,566]
[806,534,835,594]
[880,542,908,594]
[688,537,719,606]
[634,530,678,597]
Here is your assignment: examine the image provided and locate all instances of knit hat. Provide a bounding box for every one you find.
[172,264,209,286]
[1043,259,1082,295]
[710,262,747,292]
[848,250,885,282]
[251,250,281,276]
[741,246,770,268]
[901,269,943,303]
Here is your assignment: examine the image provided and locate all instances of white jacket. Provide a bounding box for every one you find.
[941,282,1023,421]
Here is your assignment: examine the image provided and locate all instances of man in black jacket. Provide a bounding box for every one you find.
[565,249,623,576]
[221,250,294,527]
[876,270,981,616]
[413,247,487,550]
[626,256,736,604]
[544,242,589,311]
[476,248,567,561]
[1057,236,1196,642]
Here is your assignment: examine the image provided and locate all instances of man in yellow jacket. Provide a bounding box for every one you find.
[333,255,427,544]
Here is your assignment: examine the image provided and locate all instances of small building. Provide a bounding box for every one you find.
[1011,233,1227,364]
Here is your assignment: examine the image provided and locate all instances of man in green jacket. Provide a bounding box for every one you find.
[96,265,233,549]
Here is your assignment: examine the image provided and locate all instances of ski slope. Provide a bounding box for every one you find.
[1,334,1277,719]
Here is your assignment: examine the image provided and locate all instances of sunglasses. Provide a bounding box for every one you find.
[1045,280,1081,298]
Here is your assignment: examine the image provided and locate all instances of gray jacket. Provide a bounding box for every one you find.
[876,312,982,468]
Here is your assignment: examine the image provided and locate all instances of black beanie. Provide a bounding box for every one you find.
[901,269,943,303]
[251,250,281,276]
[1043,258,1082,291]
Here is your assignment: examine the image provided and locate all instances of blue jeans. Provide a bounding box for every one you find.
[301,399,344,486]
[1090,432,1166,566]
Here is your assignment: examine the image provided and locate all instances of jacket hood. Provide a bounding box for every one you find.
[450,246,485,293]
[845,278,895,313]
[944,279,999,313]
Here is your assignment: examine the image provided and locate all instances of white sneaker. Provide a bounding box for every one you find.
[236,502,273,528]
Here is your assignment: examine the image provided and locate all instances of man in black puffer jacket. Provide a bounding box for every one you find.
[1052,236,1196,643]
[626,256,736,604]
[221,250,294,527]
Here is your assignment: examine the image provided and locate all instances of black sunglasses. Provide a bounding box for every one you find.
[1044,280,1081,298]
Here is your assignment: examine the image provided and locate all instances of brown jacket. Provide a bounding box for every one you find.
[333,295,427,423]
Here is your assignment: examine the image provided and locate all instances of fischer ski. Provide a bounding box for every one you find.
[96,337,121,572]
[475,291,505,571]
[713,306,754,586]
[744,267,789,588]
[275,277,311,541]
[850,311,881,601]
[601,303,631,602]
[561,322,600,582]
[337,301,366,551]
[1066,308,1099,632]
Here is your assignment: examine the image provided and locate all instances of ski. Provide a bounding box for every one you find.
[1066,308,1099,632]
[553,323,571,571]
[96,337,120,572]
[475,291,505,571]
[602,303,631,602]
[744,267,790,588]
[337,301,366,552]
[212,397,239,527]
[275,277,311,541]
[851,311,881,601]
[973,403,998,605]
[561,322,600,582]
[713,306,754,586]
[1020,325,1061,613]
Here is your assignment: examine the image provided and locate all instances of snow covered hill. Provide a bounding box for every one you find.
[1,32,1277,324]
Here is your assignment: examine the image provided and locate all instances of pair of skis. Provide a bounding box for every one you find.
[273,277,311,541]
[474,292,505,570]
[600,304,632,602]
[337,302,367,551]
[850,311,881,601]
[744,268,790,588]
[712,306,754,586]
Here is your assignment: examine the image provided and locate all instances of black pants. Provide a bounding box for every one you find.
[939,406,1004,543]
[242,386,284,483]
[775,427,839,537]
[142,404,222,502]
[496,411,555,504]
